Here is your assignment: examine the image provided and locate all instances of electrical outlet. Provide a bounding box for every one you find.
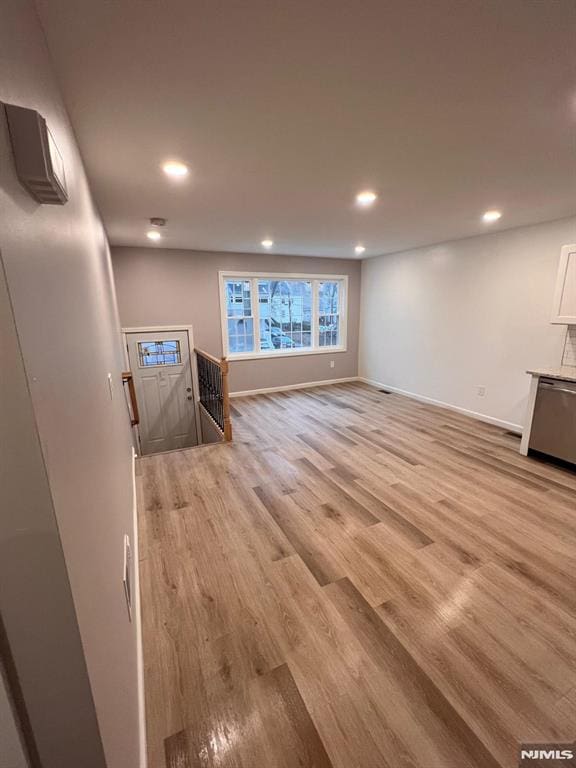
[330,360,335,369]
[476,385,486,397]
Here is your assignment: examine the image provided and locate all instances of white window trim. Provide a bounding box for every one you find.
[219,271,348,361]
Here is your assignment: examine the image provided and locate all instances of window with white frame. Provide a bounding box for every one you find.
[220,273,347,358]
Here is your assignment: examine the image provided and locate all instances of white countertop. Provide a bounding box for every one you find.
[526,366,576,383]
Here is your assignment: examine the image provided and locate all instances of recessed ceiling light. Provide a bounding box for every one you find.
[147,230,162,241]
[355,245,366,255]
[482,209,502,223]
[162,161,189,178]
[355,190,377,207]
[261,239,274,249]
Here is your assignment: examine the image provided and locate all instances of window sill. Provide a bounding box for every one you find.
[227,346,347,362]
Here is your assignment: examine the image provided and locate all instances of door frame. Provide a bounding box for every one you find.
[122,325,202,452]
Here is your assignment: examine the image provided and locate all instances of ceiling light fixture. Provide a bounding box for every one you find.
[261,239,274,249]
[162,161,189,178]
[355,245,366,255]
[146,230,162,242]
[482,209,502,223]
[355,190,377,207]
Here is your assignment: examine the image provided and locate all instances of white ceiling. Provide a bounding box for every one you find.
[37,0,576,259]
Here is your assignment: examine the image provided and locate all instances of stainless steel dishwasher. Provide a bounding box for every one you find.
[529,377,576,464]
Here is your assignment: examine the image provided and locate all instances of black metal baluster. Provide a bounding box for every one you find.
[197,354,225,432]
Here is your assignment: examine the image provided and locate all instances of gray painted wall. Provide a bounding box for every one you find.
[112,247,361,392]
[0,2,139,766]
[0,262,105,768]
[1,619,29,768]
[360,216,576,429]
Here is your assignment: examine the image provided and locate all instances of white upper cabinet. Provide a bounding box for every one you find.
[551,244,576,324]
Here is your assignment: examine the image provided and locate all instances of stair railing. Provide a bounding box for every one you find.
[195,349,232,442]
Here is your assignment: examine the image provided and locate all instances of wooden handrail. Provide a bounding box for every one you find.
[194,349,232,442]
[194,347,222,366]
[122,371,140,427]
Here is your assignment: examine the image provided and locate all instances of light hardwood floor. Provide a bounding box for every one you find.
[137,382,576,768]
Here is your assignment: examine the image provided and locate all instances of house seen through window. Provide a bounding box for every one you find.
[222,274,347,357]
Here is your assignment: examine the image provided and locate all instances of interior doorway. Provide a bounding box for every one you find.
[124,326,200,455]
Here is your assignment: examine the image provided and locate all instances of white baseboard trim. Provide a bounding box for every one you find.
[230,376,359,398]
[358,377,523,434]
[230,376,359,397]
[131,448,148,768]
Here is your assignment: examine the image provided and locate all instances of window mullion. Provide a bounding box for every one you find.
[339,279,345,348]
[252,277,261,354]
[312,280,319,351]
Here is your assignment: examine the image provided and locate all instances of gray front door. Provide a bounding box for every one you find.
[127,330,198,455]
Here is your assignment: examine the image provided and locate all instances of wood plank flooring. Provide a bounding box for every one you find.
[137,382,576,768]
